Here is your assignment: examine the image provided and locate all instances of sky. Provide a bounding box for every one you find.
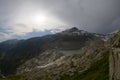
[0,0,120,42]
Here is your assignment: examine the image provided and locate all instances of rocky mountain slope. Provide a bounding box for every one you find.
[0,27,109,80]
[109,30,120,80]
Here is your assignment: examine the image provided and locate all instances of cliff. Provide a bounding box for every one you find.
[109,30,120,80]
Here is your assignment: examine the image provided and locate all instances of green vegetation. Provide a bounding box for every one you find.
[0,74,27,80]
[60,51,109,80]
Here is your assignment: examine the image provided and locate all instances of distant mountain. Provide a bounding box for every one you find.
[0,27,110,80]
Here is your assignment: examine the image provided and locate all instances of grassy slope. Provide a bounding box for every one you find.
[60,51,109,80]
[0,51,109,80]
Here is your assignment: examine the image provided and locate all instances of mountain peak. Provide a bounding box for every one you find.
[62,27,79,33]
[59,27,90,36]
[67,27,79,32]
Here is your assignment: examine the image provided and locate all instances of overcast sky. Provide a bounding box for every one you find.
[0,0,120,42]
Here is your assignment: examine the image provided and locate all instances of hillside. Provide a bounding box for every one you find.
[0,27,109,80]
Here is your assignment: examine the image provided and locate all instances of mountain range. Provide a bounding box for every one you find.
[0,27,119,80]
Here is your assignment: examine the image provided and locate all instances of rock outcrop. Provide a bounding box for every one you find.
[110,48,120,80]
[109,30,120,80]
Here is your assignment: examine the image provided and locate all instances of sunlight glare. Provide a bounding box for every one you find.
[32,14,47,24]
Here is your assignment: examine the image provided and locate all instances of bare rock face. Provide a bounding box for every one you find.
[110,48,120,80]
[109,30,120,80]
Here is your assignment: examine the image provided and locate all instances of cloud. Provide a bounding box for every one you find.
[0,0,120,42]
[41,0,120,33]
[0,32,11,42]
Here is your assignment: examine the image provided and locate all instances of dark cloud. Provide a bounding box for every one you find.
[37,0,120,33]
[18,0,120,33]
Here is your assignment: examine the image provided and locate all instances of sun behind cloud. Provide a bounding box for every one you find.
[32,13,47,24]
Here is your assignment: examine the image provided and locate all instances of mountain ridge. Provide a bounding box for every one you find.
[0,27,111,80]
